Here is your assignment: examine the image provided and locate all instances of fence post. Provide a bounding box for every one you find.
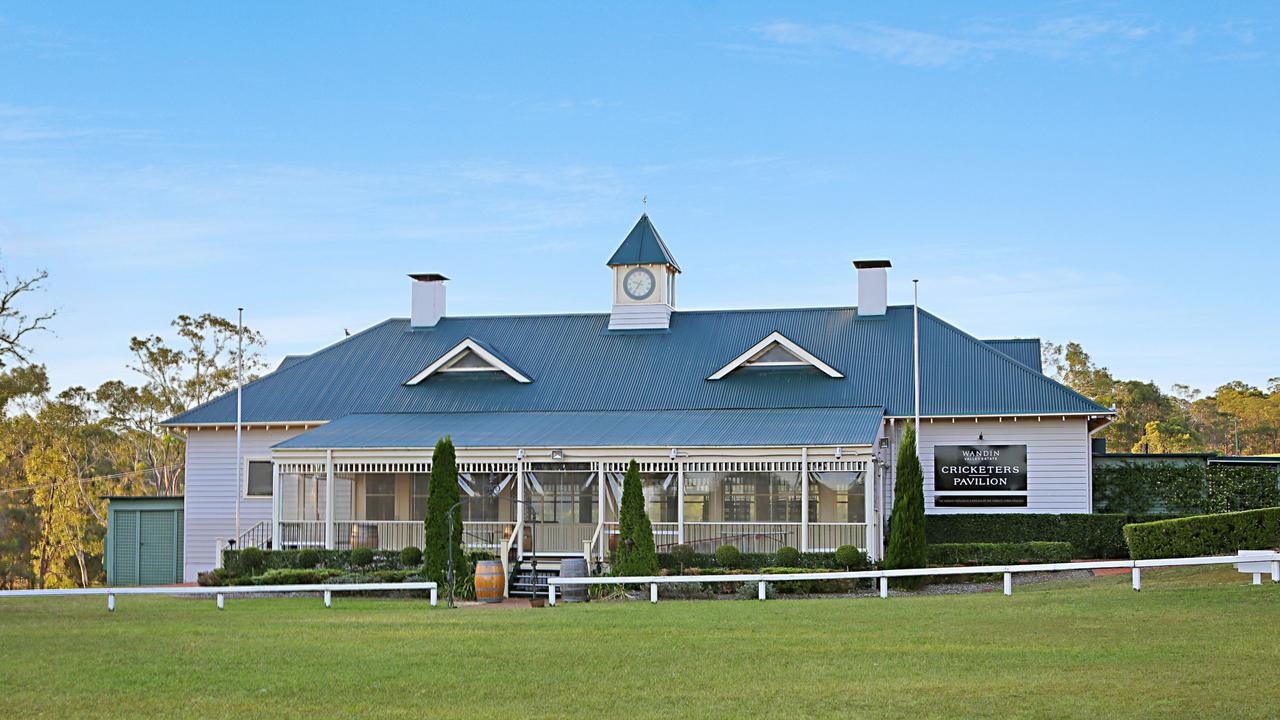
[1272,561,1279,583]
[107,593,115,612]
[1003,572,1012,596]
[650,583,658,604]
[324,590,332,608]
[430,586,438,607]
[548,583,556,607]
[879,576,888,599]
[1132,567,1141,592]
[758,580,766,601]
[216,593,224,610]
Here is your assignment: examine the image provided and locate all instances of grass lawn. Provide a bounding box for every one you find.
[1,567,1277,719]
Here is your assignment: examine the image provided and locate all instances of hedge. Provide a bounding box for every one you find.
[924,514,1176,559]
[1123,507,1280,560]
[1094,461,1280,515]
[656,549,871,572]
[221,548,495,577]
[927,542,1074,566]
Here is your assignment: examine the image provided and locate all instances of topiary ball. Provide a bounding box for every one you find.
[296,549,321,569]
[834,544,865,569]
[349,547,375,568]
[238,547,266,576]
[715,544,743,568]
[399,545,423,567]
[669,543,696,569]
[775,546,802,567]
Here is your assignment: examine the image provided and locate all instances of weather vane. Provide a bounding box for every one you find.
[642,194,647,213]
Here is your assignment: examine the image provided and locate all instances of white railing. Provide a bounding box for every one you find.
[807,523,868,552]
[279,521,513,552]
[546,551,1280,605]
[0,581,439,611]
[682,522,800,554]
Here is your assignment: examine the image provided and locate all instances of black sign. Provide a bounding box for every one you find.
[934,445,1027,492]
[935,495,1028,508]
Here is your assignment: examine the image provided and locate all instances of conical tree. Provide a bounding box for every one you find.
[423,436,463,585]
[885,422,927,589]
[612,459,657,576]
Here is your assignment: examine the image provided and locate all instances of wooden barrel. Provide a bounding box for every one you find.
[474,560,505,603]
[349,524,380,549]
[559,558,589,603]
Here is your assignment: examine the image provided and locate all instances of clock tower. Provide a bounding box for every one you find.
[607,214,681,330]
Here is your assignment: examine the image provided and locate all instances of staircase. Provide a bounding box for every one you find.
[507,555,566,598]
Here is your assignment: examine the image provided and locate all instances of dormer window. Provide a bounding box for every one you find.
[708,331,843,380]
[405,337,531,385]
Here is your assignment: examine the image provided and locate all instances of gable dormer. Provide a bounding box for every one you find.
[707,331,843,380]
[404,337,531,385]
[607,214,681,331]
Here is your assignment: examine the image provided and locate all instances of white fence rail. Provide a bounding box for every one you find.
[546,552,1280,605]
[0,581,439,611]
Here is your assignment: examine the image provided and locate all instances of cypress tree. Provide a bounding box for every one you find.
[885,422,928,589]
[423,436,463,585]
[612,459,657,576]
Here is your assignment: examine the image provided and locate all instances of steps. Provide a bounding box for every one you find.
[506,556,567,598]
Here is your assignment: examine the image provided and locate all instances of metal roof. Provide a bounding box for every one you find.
[164,305,1108,427]
[606,214,681,271]
[274,407,885,450]
[982,338,1043,373]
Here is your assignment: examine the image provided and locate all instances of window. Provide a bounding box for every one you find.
[528,463,596,525]
[364,475,396,521]
[411,474,430,520]
[809,471,866,523]
[245,460,273,497]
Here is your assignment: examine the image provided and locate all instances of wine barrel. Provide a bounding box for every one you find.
[474,560,505,603]
[349,524,380,550]
[559,557,589,603]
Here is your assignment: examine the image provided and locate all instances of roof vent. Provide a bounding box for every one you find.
[409,273,447,328]
[853,260,890,317]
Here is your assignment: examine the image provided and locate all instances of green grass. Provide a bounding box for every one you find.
[1,568,1277,719]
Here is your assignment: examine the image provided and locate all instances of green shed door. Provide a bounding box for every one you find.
[112,510,139,585]
[138,511,178,585]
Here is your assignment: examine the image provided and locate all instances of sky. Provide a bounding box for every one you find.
[1,2,1276,397]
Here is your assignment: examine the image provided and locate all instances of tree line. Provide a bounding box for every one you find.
[0,260,266,588]
[1043,342,1279,455]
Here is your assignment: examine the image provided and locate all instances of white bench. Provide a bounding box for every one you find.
[1234,549,1280,585]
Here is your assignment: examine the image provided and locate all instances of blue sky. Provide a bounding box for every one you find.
[1,2,1276,396]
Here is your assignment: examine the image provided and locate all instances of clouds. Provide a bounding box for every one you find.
[750,14,1262,68]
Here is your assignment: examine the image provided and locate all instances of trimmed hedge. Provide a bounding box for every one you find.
[1095,461,1280,515]
[657,549,871,572]
[1123,507,1280,560]
[927,542,1073,566]
[924,513,1176,559]
[221,548,494,577]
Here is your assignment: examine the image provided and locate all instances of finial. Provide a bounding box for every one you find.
[642,194,647,214]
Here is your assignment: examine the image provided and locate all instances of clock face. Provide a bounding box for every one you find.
[623,267,657,301]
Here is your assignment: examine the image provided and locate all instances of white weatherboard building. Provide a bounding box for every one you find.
[163,216,1115,591]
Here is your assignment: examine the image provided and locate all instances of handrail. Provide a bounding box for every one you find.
[501,517,523,598]
[0,581,439,611]
[588,522,603,563]
[545,551,1280,605]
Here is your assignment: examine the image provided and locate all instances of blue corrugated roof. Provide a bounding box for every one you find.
[276,355,308,371]
[983,339,1042,373]
[274,408,884,449]
[606,214,681,271]
[164,305,1108,426]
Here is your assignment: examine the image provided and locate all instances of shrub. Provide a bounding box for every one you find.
[925,513,1176,559]
[885,422,927,588]
[399,546,423,567]
[927,541,1074,566]
[658,582,713,600]
[423,436,463,585]
[1094,460,1280,515]
[658,548,866,571]
[833,544,864,569]
[1124,507,1280,559]
[714,544,743,568]
[197,568,228,587]
[669,544,696,572]
[253,568,343,585]
[760,567,857,594]
[238,547,266,576]
[349,547,374,568]
[612,460,658,576]
[774,546,801,567]
[734,580,774,600]
[295,549,321,569]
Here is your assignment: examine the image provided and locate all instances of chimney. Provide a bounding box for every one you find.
[853,260,890,317]
[409,273,447,328]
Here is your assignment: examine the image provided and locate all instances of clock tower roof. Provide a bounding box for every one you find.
[606,214,681,272]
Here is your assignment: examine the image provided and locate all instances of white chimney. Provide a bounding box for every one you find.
[853,260,890,317]
[409,273,447,328]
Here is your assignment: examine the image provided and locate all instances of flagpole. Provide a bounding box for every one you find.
[235,307,244,544]
[913,280,921,456]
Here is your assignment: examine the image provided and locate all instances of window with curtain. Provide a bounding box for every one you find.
[808,471,866,523]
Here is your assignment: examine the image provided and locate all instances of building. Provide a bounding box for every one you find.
[162,215,1114,586]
